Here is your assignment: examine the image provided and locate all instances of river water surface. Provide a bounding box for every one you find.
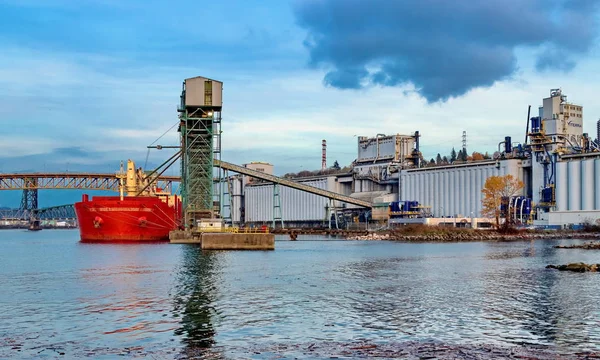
[1,230,600,359]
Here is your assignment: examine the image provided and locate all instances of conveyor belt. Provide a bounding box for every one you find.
[215,159,372,208]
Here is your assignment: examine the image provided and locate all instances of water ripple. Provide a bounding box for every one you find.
[2,232,600,358]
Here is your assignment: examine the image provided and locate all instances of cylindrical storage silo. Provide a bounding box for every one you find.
[475,168,482,216]
[412,172,418,202]
[443,171,449,217]
[463,169,469,216]
[447,170,453,216]
[455,170,461,216]
[424,172,429,205]
[450,170,457,216]
[400,174,406,201]
[413,173,418,201]
[582,159,595,210]
[433,172,439,216]
[568,161,581,211]
[456,169,465,214]
[556,161,568,211]
[420,173,425,206]
[468,168,475,216]
[595,159,600,210]
[461,170,467,216]
[410,172,416,201]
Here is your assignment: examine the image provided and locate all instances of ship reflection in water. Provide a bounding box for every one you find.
[1,231,600,358]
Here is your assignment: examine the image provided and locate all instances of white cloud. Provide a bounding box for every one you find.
[0,136,59,157]
[1,41,600,173]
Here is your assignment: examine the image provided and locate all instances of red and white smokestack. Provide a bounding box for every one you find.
[322,140,327,170]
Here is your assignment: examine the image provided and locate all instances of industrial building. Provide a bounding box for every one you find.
[218,88,600,229]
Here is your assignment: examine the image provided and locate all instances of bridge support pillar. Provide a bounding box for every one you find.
[20,180,41,230]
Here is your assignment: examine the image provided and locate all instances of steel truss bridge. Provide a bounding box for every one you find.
[0,173,179,222]
[0,173,179,191]
[0,161,372,223]
[0,204,76,221]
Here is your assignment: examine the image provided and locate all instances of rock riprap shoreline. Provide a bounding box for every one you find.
[347,231,600,242]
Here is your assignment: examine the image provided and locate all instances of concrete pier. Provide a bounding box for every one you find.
[169,230,275,250]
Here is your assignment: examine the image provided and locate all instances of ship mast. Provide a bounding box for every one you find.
[116,161,126,201]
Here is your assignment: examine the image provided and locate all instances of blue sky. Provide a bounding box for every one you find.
[1,0,600,207]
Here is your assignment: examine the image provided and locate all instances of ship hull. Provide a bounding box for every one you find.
[74,195,181,242]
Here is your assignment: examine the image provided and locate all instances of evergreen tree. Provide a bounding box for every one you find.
[436,153,442,165]
[450,148,457,163]
[457,149,464,162]
[332,160,340,170]
[442,156,449,164]
[429,158,435,165]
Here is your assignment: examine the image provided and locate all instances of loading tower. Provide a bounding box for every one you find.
[178,76,223,228]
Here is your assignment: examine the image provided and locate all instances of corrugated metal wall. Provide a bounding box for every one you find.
[245,178,331,223]
[400,159,523,217]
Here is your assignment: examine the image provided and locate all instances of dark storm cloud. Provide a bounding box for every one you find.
[294,0,600,102]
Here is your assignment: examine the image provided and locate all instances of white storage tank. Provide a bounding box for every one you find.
[582,159,595,211]
[567,161,581,211]
[556,161,568,212]
[595,158,600,210]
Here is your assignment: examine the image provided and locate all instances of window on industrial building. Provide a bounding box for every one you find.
[204,80,212,106]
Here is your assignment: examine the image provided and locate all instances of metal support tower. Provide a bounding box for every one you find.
[20,178,40,229]
[272,184,284,229]
[221,169,234,226]
[181,114,215,224]
[20,189,38,221]
[327,199,339,229]
[214,112,223,217]
[178,76,223,228]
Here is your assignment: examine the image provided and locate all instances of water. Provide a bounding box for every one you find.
[1,230,600,358]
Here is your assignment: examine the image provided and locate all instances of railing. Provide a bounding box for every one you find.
[196,227,270,234]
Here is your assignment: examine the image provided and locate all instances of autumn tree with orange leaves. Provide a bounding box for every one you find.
[481,175,524,229]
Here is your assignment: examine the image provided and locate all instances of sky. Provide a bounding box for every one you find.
[1,0,600,206]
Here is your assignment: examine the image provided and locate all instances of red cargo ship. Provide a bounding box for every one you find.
[75,160,182,241]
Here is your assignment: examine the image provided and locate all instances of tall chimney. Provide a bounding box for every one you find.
[322,140,327,170]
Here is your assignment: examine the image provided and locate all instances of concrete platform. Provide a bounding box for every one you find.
[169,230,275,250]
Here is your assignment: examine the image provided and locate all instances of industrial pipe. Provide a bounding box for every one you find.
[521,199,525,224]
[525,105,531,145]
